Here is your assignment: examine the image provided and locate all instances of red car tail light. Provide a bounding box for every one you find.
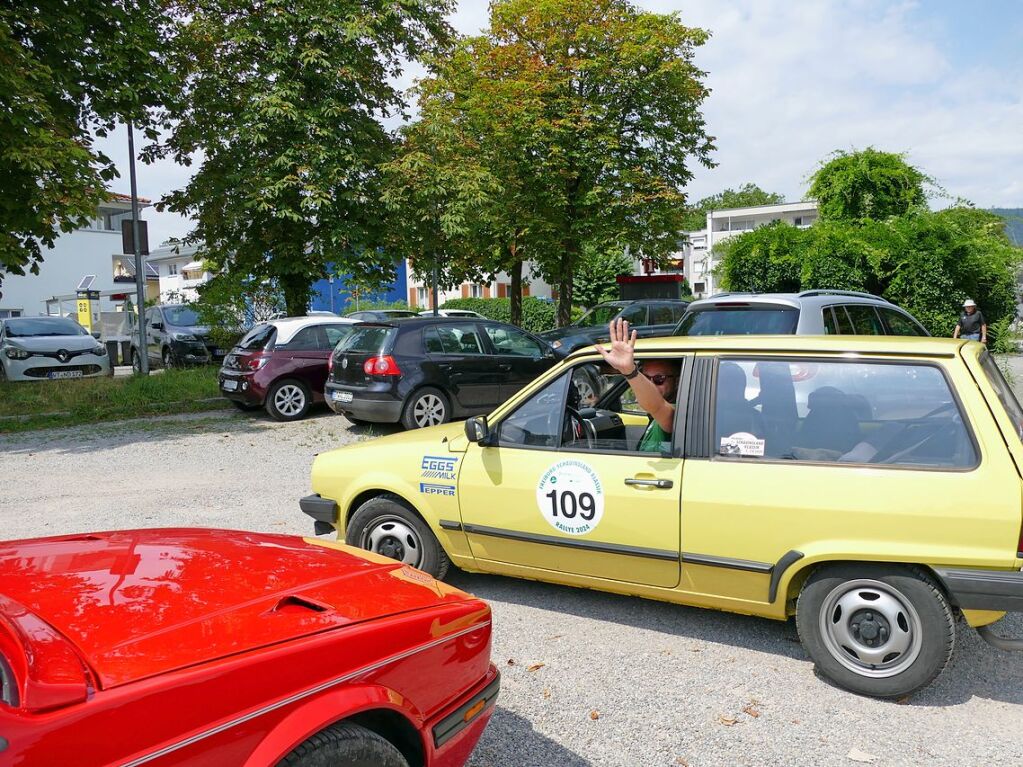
[363,355,402,376]
[246,355,270,371]
[327,354,334,373]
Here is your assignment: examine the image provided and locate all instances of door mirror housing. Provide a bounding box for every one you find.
[151,321,164,330]
[90,331,101,340]
[464,415,493,445]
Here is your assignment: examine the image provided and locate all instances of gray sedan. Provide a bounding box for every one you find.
[0,316,112,381]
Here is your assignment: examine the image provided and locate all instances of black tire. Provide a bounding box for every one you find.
[266,378,311,422]
[278,722,408,767]
[795,563,954,698]
[346,494,450,579]
[131,349,142,375]
[231,400,262,412]
[162,347,174,369]
[401,387,450,430]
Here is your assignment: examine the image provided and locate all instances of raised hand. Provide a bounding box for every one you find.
[594,317,638,374]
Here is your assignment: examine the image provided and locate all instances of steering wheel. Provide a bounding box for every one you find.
[560,406,596,448]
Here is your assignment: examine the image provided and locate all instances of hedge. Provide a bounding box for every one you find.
[440,297,559,333]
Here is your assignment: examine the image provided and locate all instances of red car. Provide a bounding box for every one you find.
[0,529,498,766]
[219,317,359,421]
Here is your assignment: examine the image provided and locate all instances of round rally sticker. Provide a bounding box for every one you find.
[536,460,604,535]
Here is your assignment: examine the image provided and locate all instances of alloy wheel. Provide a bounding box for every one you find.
[412,393,446,428]
[272,384,307,418]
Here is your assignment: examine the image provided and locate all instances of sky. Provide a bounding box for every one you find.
[95,0,1023,248]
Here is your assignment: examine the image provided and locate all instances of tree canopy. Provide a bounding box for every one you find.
[0,0,172,290]
[149,0,453,316]
[385,0,715,326]
[808,148,931,222]
[680,183,784,231]
[718,150,1021,346]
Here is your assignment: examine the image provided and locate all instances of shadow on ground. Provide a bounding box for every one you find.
[446,568,1023,708]
[467,707,590,767]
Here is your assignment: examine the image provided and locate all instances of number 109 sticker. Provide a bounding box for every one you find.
[536,460,604,535]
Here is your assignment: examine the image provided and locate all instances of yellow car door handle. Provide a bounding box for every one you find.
[624,478,673,489]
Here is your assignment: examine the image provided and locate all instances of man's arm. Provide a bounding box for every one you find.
[594,319,675,433]
[953,323,961,339]
[981,322,988,343]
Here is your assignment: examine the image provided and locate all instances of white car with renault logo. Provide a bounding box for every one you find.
[0,316,112,381]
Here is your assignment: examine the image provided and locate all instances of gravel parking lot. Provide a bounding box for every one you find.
[4,407,1023,766]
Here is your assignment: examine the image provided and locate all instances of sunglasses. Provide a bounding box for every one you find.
[647,373,676,385]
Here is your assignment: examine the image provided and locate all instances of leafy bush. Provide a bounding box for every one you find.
[440,297,558,333]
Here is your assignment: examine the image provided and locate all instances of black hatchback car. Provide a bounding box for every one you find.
[326,317,558,429]
[537,299,689,355]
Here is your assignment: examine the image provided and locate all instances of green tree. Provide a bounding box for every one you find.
[458,0,715,326]
[680,183,784,231]
[809,148,931,222]
[717,222,809,294]
[149,0,453,316]
[572,244,635,307]
[0,0,171,287]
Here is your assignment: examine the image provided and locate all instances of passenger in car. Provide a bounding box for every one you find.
[715,362,766,446]
[595,318,678,452]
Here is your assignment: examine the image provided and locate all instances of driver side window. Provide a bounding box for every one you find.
[497,373,571,448]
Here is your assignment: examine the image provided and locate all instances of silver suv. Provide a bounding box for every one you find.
[675,290,929,337]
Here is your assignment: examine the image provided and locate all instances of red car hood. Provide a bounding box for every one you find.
[0,529,471,690]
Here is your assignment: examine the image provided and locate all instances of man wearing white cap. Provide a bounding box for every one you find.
[953,299,987,343]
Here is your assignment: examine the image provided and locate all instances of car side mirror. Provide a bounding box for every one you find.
[151,322,164,330]
[90,331,101,340]
[464,415,493,445]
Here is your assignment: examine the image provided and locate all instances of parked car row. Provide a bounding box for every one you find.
[0,316,112,381]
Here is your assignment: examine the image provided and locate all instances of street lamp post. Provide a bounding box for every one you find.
[127,121,149,375]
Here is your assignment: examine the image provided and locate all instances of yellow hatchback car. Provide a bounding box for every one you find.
[301,335,1023,698]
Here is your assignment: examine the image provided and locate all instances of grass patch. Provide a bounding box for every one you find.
[0,367,228,433]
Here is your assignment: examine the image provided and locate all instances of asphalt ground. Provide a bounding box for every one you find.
[3,405,1023,766]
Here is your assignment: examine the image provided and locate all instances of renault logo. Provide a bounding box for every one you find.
[57,349,70,363]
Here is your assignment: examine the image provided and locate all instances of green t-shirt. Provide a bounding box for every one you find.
[638,420,671,452]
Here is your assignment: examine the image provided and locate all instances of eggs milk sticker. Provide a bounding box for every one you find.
[419,455,459,496]
[719,432,766,457]
[536,460,604,535]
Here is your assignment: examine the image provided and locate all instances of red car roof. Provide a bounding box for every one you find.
[0,529,471,691]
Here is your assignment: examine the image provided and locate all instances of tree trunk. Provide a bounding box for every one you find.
[280,272,311,317]
[557,246,575,327]
[509,249,523,327]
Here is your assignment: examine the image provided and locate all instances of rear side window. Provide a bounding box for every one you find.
[343,326,396,354]
[324,324,355,348]
[238,324,277,350]
[618,304,648,326]
[980,352,1023,443]
[648,304,677,325]
[880,308,927,336]
[427,324,486,355]
[713,358,976,469]
[677,307,799,336]
[843,305,885,335]
[283,326,326,350]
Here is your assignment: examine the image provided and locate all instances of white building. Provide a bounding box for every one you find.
[0,194,159,323]
[147,242,213,303]
[681,201,818,298]
[405,260,554,309]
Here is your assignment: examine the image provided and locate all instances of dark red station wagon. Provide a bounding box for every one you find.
[219,317,358,421]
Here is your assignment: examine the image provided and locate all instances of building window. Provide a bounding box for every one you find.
[469,284,483,298]
[168,263,178,276]
[694,282,705,294]
[417,287,429,306]
[0,309,22,319]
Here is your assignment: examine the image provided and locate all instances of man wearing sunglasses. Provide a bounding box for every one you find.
[595,317,679,452]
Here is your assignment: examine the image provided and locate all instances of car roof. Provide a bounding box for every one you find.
[269,315,358,344]
[569,334,966,360]
[687,291,894,311]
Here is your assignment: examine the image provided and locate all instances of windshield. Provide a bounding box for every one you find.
[4,317,87,338]
[163,305,200,326]
[237,324,277,351]
[676,307,799,335]
[575,304,625,327]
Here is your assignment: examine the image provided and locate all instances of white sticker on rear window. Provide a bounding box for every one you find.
[719,432,766,457]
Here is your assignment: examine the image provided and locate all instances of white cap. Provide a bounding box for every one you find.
[963,299,977,308]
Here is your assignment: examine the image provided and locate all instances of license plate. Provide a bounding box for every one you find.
[213,348,224,356]
[49,370,83,379]
[333,390,353,403]
[222,379,238,391]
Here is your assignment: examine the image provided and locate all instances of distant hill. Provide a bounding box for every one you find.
[991,208,1023,246]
